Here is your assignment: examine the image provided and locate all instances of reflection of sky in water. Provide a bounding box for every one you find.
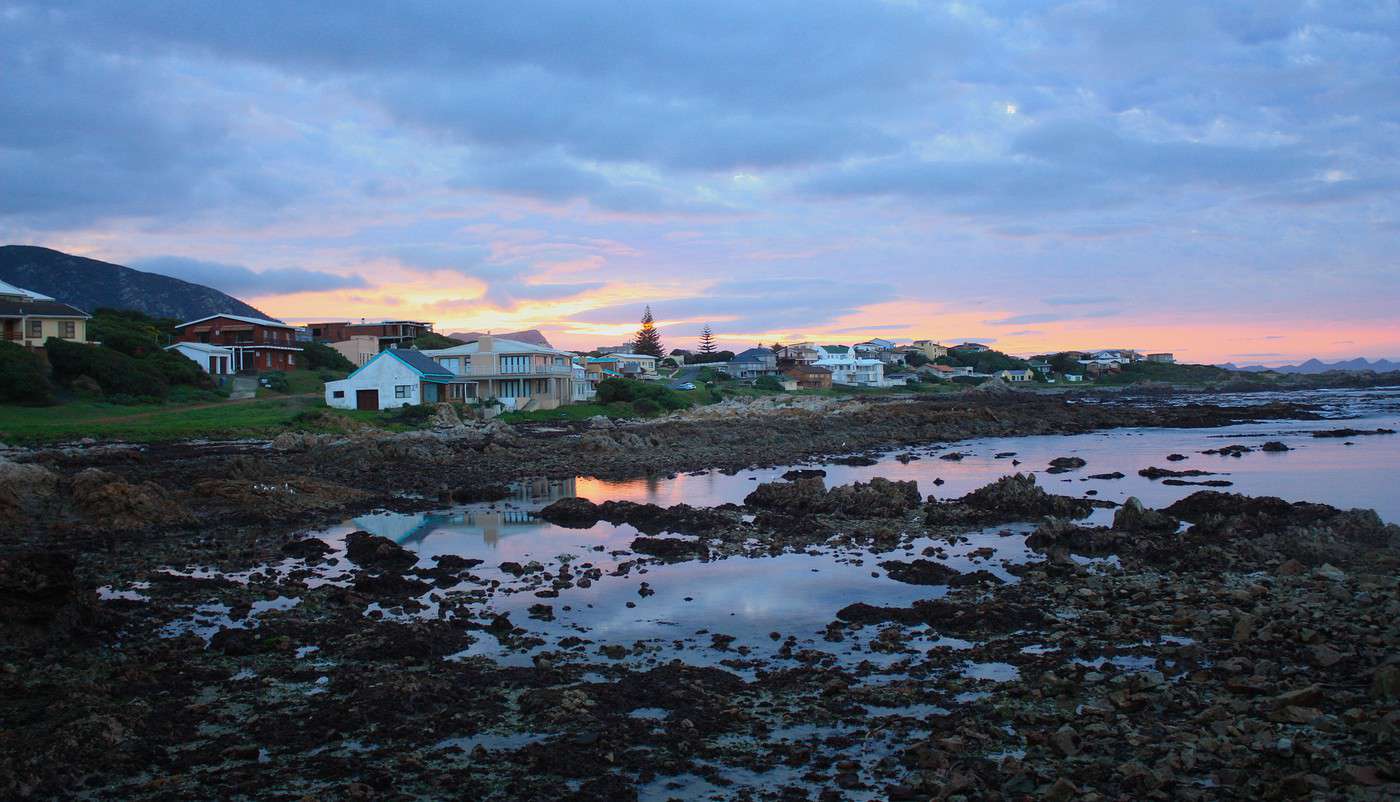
[578,391,1400,522]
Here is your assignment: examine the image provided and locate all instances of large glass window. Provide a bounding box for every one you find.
[500,355,531,374]
[27,320,42,338]
[394,385,413,398]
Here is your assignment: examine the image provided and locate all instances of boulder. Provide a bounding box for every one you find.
[538,497,603,528]
[630,536,709,560]
[927,474,1091,525]
[879,559,961,586]
[0,456,59,525]
[1046,456,1086,474]
[1112,497,1179,533]
[71,468,194,530]
[344,530,418,571]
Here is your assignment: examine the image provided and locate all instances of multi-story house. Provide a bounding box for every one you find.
[173,314,302,372]
[306,319,434,351]
[588,352,659,379]
[0,279,90,348]
[911,340,948,360]
[813,346,886,387]
[424,335,580,410]
[727,347,779,379]
[775,342,821,366]
[1146,353,1175,364]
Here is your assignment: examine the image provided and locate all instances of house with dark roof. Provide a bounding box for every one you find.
[323,348,457,410]
[0,279,90,348]
[726,347,779,379]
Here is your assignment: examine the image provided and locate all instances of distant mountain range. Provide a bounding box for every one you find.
[1220,357,1400,374]
[0,245,273,322]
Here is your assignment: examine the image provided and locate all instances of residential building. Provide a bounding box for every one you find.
[307,320,434,350]
[589,352,660,379]
[922,364,973,379]
[911,340,948,360]
[853,338,896,357]
[451,329,553,348]
[584,357,624,383]
[997,368,1034,382]
[884,372,916,386]
[323,349,456,411]
[166,342,235,375]
[950,342,991,353]
[775,342,821,366]
[1064,373,1084,382]
[876,350,909,368]
[1146,353,1175,364]
[813,348,885,387]
[571,360,596,403]
[330,335,382,367]
[594,343,634,355]
[1028,359,1054,376]
[727,347,779,379]
[424,335,580,410]
[784,364,832,389]
[0,279,90,348]
[173,314,302,372]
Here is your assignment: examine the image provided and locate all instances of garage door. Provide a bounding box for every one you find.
[355,389,378,411]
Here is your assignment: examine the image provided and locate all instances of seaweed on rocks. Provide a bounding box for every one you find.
[925,474,1091,525]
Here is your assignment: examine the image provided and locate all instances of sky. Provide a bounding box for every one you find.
[2,1,1398,365]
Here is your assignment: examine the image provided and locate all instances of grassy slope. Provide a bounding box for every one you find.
[0,396,327,444]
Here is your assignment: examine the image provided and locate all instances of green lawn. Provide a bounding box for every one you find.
[0,395,328,444]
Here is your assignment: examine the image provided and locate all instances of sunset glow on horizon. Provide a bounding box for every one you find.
[4,2,1397,366]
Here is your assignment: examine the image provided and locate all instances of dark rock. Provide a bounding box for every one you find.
[1087,472,1125,480]
[1260,441,1291,452]
[538,497,602,528]
[209,626,258,656]
[831,455,878,467]
[352,573,432,597]
[879,559,961,585]
[938,452,966,461]
[1311,428,1395,438]
[926,474,1091,525]
[344,531,418,571]
[282,537,333,561]
[1138,466,1218,479]
[1203,444,1251,457]
[1166,453,1188,461]
[449,484,511,503]
[1161,478,1234,487]
[630,536,709,561]
[1112,497,1179,532]
[781,468,826,481]
[1046,456,1086,474]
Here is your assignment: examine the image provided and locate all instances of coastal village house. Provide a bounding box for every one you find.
[812,345,885,387]
[173,314,303,372]
[323,349,455,410]
[727,347,779,379]
[588,352,660,379]
[775,342,821,366]
[1146,353,1175,363]
[330,335,382,367]
[911,340,948,360]
[997,368,1034,383]
[950,342,991,353]
[0,279,90,348]
[425,335,584,410]
[784,364,832,389]
[166,342,235,375]
[307,320,434,351]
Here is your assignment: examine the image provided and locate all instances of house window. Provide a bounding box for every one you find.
[332,390,345,398]
[500,355,530,374]
[27,320,42,338]
[394,385,413,398]
[288,354,296,367]
[61,321,76,338]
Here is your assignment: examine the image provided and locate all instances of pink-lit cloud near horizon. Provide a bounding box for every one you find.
[3,2,1398,365]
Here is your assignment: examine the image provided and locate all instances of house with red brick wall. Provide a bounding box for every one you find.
[173,314,302,372]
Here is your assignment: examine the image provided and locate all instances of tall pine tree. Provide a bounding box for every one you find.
[631,306,664,357]
[697,324,717,354]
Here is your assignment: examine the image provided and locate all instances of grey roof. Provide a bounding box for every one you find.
[0,298,91,318]
[732,347,775,361]
[390,348,455,378]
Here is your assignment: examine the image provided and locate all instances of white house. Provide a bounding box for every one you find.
[813,347,886,387]
[324,349,456,410]
[166,342,235,375]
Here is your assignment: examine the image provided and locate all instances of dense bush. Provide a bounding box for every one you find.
[412,333,465,350]
[149,349,212,388]
[385,403,434,424]
[596,378,689,411]
[753,375,784,391]
[300,341,356,372]
[86,308,177,357]
[939,348,1030,374]
[46,337,170,399]
[631,397,661,415]
[0,341,54,405]
[260,371,290,393]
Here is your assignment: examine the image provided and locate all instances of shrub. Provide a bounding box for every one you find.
[0,341,54,405]
[385,403,433,425]
[46,338,169,399]
[149,349,212,388]
[300,341,356,372]
[260,372,290,393]
[753,375,784,391]
[632,397,660,415]
[596,377,638,404]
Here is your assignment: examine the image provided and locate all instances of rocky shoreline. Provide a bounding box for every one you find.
[3,392,1398,800]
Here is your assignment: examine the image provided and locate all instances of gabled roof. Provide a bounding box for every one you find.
[175,313,293,330]
[818,345,849,354]
[0,279,54,301]
[732,347,775,361]
[600,352,657,361]
[166,342,233,355]
[0,298,91,318]
[387,348,455,378]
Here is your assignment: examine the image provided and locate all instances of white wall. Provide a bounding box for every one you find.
[323,354,424,410]
[168,343,233,375]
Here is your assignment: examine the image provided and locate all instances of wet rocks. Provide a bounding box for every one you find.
[539,497,734,534]
[344,530,418,572]
[925,474,1091,525]
[0,456,59,525]
[71,468,194,530]
[448,483,511,503]
[1087,471,1125,480]
[1203,444,1252,457]
[630,536,709,561]
[1138,466,1218,479]
[781,468,826,481]
[744,477,920,519]
[281,537,333,562]
[831,455,878,467]
[1311,427,1396,438]
[878,559,961,585]
[538,496,602,527]
[1260,440,1291,452]
[1046,456,1086,474]
[1112,497,1179,532]
[0,551,95,645]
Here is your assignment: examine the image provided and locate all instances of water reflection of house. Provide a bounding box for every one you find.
[350,477,578,549]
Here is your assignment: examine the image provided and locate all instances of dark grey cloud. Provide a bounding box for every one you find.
[135,256,367,296]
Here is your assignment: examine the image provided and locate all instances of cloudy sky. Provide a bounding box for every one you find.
[3,1,1397,363]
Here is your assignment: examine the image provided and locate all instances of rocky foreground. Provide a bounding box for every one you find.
[2,393,1397,800]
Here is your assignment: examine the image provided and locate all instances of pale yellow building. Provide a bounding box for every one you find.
[911,339,948,360]
[0,279,89,348]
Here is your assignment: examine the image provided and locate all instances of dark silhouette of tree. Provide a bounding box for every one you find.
[697,324,717,354]
[631,306,665,357]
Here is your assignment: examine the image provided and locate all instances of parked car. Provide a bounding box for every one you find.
[674,381,696,391]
